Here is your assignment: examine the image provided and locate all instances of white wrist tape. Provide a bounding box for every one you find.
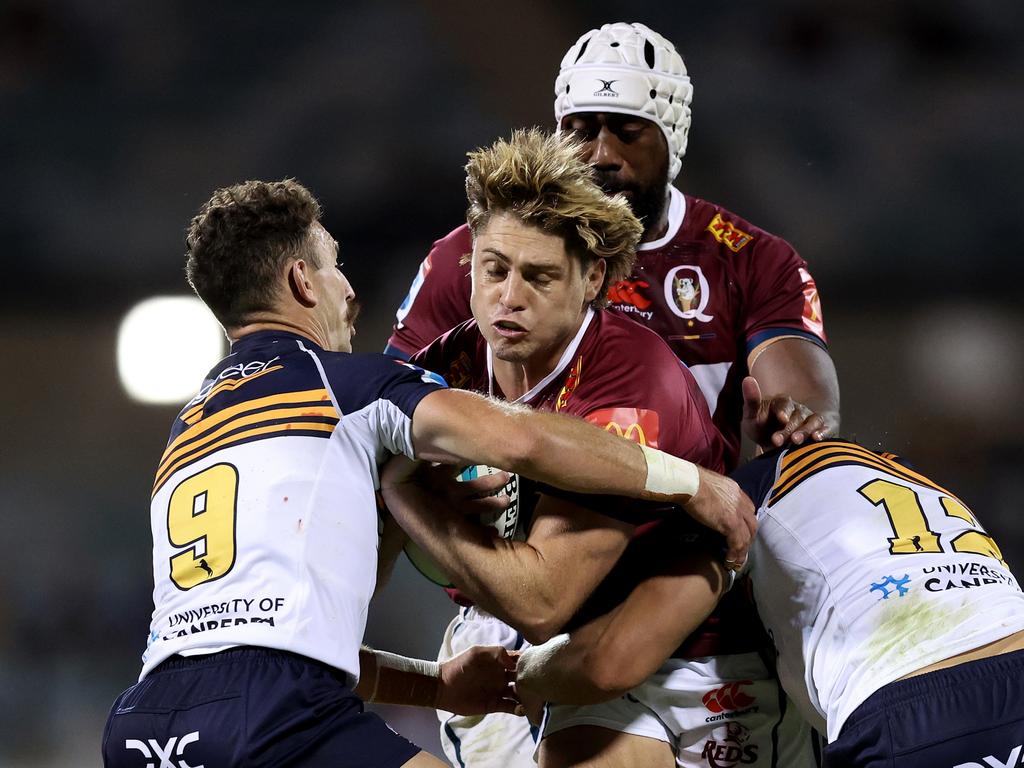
[640,445,700,498]
[373,650,440,679]
[516,633,570,685]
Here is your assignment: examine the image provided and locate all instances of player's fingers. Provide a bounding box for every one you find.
[497,648,518,670]
[788,414,826,445]
[741,376,762,420]
[461,493,509,515]
[459,471,510,497]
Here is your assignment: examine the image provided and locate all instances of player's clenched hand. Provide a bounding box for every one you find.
[686,466,756,569]
[436,645,519,715]
[380,456,509,518]
[741,376,834,451]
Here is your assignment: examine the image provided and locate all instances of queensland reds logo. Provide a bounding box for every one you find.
[664,265,714,322]
[701,721,759,767]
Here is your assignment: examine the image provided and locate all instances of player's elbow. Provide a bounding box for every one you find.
[519,614,563,646]
[579,647,642,699]
[506,599,566,646]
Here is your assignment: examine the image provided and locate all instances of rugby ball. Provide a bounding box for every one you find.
[404,465,521,587]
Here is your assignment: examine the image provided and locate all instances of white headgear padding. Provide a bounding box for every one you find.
[554,22,692,183]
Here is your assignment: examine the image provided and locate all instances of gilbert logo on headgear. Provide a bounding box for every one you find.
[593,79,619,97]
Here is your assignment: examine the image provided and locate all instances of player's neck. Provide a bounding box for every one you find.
[491,324,581,401]
[638,189,672,244]
[229,316,330,351]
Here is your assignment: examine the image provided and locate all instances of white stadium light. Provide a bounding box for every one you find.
[117,296,226,405]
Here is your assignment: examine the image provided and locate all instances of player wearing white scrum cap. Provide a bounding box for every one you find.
[554,21,693,184]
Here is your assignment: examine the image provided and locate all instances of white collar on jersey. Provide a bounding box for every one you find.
[487,307,596,404]
[638,186,686,251]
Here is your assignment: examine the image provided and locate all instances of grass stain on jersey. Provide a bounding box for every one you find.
[863,592,972,671]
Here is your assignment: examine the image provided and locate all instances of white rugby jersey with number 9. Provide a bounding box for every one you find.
[140,330,445,683]
[735,440,1024,742]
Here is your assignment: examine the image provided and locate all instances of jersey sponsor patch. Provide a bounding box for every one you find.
[585,407,660,448]
[706,213,754,252]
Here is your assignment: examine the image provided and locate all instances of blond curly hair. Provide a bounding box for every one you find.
[464,128,642,306]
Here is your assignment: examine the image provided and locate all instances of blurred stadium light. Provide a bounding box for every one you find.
[116,296,225,404]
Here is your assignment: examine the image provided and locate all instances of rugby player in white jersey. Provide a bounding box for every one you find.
[514,385,1024,767]
[100,179,754,768]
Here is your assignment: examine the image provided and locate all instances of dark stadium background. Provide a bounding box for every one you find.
[2,1,1022,764]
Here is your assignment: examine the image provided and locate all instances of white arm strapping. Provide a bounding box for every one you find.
[640,444,700,498]
[515,633,570,689]
[373,650,440,679]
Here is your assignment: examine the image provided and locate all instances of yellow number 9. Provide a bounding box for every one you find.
[167,463,238,590]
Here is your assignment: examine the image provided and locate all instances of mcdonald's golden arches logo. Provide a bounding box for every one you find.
[585,407,660,448]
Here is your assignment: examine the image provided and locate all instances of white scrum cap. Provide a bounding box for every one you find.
[554,22,693,183]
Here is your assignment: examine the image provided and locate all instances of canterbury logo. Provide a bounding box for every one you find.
[702,681,756,713]
[607,279,651,309]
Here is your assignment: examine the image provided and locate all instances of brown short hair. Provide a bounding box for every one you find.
[185,179,322,328]
[465,128,642,306]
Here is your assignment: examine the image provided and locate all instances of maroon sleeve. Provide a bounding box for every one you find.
[385,225,474,358]
[740,234,828,357]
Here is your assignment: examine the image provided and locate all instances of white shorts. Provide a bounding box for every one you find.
[543,653,821,767]
[436,606,537,768]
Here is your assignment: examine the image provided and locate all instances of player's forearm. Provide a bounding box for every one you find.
[354,648,440,707]
[751,338,841,433]
[518,552,727,704]
[412,390,699,504]
[382,482,566,639]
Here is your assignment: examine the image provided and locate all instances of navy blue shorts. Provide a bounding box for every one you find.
[101,647,422,767]
[825,649,1024,767]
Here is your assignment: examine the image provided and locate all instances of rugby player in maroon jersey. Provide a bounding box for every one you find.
[383,22,836,768]
[380,129,799,768]
[385,22,840,473]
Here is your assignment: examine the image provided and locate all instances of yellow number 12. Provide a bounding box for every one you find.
[858,478,1005,566]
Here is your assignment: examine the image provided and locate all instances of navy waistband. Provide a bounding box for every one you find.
[152,646,346,680]
[844,647,1024,725]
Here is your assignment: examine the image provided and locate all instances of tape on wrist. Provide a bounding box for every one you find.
[516,633,570,684]
[640,445,700,499]
[373,650,440,679]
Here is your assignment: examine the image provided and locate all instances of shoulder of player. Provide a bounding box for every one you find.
[411,318,481,362]
[410,318,484,388]
[682,194,799,261]
[428,223,474,264]
[581,311,691,388]
[313,348,441,402]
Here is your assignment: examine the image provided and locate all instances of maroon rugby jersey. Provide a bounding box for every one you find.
[388,188,828,470]
[411,310,761,655]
